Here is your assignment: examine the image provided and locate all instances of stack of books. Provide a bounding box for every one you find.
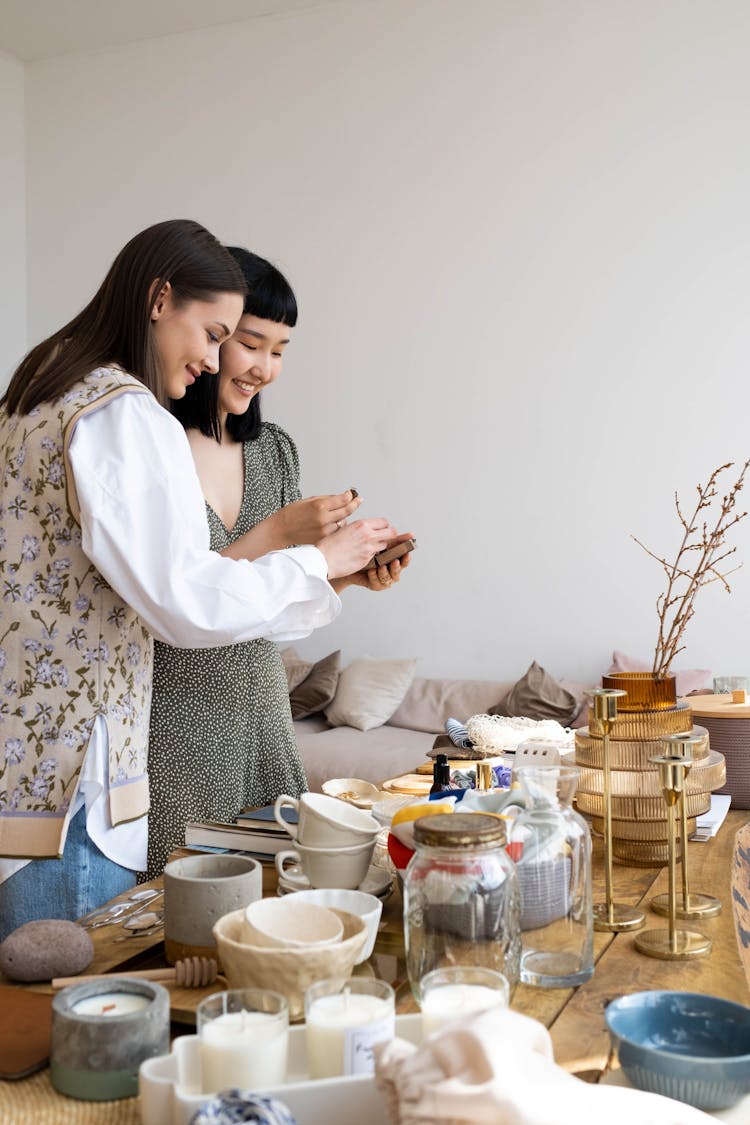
[184,804,298,858]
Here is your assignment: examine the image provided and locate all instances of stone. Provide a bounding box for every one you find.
[0,919,94,982]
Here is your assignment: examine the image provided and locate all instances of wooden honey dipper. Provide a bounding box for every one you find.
[52,955,219,989]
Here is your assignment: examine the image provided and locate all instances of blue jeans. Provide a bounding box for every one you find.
[0,807,136,941]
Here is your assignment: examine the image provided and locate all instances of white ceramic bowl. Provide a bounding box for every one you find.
[242,897,343,950]
[321,777,382,809]
[290,888,383,963]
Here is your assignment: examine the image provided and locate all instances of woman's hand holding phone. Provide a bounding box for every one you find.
[316,518,397,580]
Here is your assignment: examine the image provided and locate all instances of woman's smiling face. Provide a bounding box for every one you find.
[150,285,243,400]
[217,314,292,418]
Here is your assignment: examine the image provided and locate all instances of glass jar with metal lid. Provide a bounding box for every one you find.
[402,812,521,1000]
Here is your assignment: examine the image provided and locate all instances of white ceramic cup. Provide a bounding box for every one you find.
[275,837,376,890]
[274,792,380,848]
[291,889,383,963]
[241,898,343,950]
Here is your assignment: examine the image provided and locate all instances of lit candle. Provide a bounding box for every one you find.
[421,982,507,1035]
[305,984,395,1079]
[72,992,152,1017]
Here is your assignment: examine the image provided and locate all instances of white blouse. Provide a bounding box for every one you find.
[0,390,339,884]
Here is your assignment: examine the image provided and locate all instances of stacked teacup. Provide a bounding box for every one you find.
[274,793,380,891]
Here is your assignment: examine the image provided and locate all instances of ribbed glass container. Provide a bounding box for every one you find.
[601,672,677,712]
[587,703,693,740]
[574,726,709,770]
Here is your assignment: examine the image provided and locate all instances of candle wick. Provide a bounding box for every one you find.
[102,1004,116,1013]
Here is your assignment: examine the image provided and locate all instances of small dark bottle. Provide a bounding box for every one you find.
[430,753,452,795]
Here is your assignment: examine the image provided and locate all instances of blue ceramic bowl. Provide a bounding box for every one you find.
[606,990,750,1109]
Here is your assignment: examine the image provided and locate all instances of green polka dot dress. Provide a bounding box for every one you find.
[146,423,308,878]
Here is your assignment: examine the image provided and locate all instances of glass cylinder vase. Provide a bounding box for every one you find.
[511,766,593,988]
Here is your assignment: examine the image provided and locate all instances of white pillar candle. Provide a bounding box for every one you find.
[71,992,152,1017]
[200,1010,288,1094]
[421,982,506,1036]
[306,991,394,1079]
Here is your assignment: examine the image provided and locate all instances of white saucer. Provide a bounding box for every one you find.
[277,863,393,900]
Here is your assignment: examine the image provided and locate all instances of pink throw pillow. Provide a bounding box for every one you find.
[608,651,711,698]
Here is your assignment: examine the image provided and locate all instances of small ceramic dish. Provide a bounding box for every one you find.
[290,889,383,962]
[242,897,343,950]
[277,862,393,900]
[321,778,382,809]
[606,990,750,1109]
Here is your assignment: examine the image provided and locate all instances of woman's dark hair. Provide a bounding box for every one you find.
[2,219,247,415]
[171,247,298,444]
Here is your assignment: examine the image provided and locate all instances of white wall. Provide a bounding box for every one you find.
[22,0,750,683]
[0,49,26,386]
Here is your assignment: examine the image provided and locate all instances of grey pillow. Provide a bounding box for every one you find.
[290,650,341,720]
[489,661,583,726]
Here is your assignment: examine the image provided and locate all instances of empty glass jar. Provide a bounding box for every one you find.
[402,812,521,999]
[511,765,593,988]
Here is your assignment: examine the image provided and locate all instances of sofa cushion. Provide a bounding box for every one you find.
[325,657,417,732]
[389,677,513,734]
[608,651,711,697]
[489,661,585,726]
[294,720,433,792]
[290,650,341,720]
[279,646,314,693]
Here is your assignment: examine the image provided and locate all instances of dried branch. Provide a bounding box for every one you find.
[632,460,749,679]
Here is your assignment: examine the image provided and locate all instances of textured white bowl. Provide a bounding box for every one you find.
[290,888,383,963]
[242,897,343,950]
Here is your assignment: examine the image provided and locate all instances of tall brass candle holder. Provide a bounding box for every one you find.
[635,755,712,960]
[590,689,645,933]
[651,733,722,920]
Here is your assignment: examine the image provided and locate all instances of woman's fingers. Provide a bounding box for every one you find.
[316,518,397,579]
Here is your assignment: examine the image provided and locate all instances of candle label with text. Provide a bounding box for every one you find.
[343,1016,395,1075]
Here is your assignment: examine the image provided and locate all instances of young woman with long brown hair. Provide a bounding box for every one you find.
[0,219,396,938]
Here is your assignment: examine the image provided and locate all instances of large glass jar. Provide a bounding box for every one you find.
[511,765,593,988]
[402,812,521,1000]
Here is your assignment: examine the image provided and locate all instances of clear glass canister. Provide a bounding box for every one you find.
[511,765,593,988]
[403,812,521,1000]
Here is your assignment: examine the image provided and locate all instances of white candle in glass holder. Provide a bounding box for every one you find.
[421,982,507,1035]
[71,992,152,1017]
[306,990,394,1079]
[200,1010,288,1093]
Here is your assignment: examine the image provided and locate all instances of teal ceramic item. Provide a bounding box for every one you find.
[606,990,750,1110]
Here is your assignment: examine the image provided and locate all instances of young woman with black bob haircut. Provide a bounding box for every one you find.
[146,247,411,877]
[0,221,396,938]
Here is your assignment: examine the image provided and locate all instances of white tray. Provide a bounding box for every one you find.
[139,1013,422,1125]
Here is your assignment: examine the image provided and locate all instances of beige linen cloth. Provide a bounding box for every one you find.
[374,1008,713,1125]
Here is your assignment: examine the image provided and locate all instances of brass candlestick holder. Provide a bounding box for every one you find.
[651,733,722,920]
[635,755,712,960]
[590,689,645,933]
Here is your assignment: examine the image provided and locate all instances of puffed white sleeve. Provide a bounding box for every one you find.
[67,390,341,647]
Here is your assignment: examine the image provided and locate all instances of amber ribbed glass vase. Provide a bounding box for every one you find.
[601,672,677,712]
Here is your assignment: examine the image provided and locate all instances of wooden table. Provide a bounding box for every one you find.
[1,811,748,1122]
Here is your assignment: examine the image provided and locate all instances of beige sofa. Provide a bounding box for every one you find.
[294,675,517,792]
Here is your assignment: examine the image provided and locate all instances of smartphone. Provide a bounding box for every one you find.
[370,538,417,568]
